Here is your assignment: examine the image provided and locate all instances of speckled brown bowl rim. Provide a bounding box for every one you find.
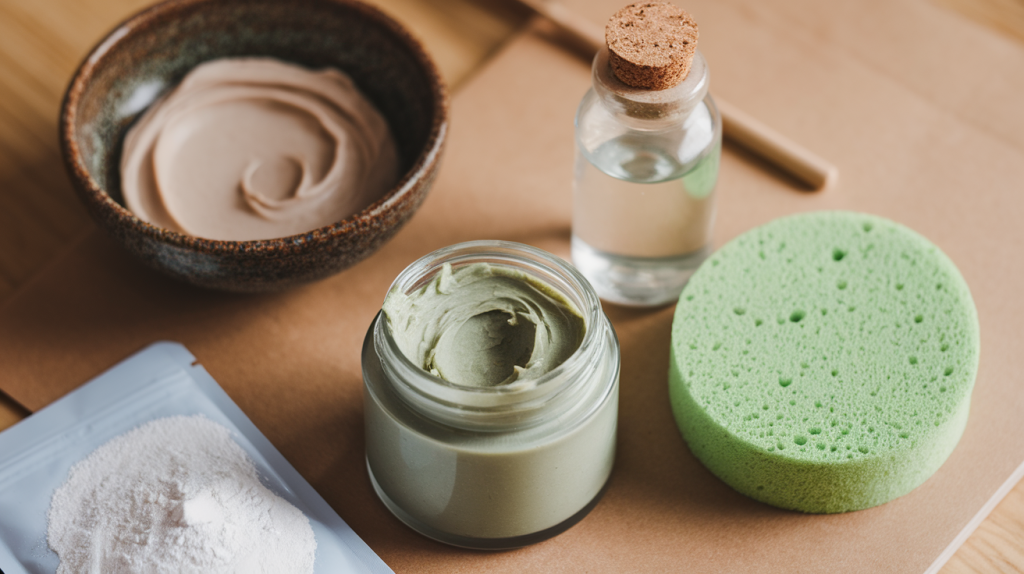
[59,0,448,256]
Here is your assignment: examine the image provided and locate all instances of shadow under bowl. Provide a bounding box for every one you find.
[60,0,447,292]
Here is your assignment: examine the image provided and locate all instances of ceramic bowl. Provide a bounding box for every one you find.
[60,0,447,292]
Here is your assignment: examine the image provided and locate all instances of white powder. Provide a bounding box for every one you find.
[47,415,316,574]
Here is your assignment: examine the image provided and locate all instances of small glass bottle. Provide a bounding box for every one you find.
[362,241,620,549]
[572,8,721,307]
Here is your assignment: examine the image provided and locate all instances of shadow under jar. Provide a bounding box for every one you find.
[362,241,620,549]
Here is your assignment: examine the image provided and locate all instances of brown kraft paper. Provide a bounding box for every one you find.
[2,0,1024,571]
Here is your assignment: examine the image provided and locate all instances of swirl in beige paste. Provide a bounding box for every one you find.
[121,58,398,241]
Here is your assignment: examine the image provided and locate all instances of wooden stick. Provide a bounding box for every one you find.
[515,0,838,191]
[714,99,838,190]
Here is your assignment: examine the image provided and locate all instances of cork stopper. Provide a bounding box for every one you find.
[605,2,699,91]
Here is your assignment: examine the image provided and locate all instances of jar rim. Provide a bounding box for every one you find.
[374,240,609,429]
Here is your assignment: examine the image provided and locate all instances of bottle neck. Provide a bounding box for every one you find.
[592,47,710,128]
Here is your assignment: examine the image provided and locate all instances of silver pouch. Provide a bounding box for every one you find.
[0,341,391,574]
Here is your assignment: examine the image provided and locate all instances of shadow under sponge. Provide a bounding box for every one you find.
[668,211,980,513]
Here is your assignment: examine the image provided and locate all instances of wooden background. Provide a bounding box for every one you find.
[0,0,1022,571]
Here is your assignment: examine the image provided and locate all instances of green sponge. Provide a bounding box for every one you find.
[669,211,979,513]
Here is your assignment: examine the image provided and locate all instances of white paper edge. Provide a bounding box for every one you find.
[924,457,1024,574]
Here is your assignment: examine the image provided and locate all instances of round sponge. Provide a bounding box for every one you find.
[669,211,979,513]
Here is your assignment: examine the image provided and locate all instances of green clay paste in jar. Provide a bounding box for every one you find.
[382,262,586,387]
[362,241,619,549]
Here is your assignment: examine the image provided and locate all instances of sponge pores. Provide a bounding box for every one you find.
[669,211,980,513]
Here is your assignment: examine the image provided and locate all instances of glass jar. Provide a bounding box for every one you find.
[362,240,620,549]
[573,47,722,307]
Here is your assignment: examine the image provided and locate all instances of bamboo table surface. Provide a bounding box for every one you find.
[0,0,1022,571]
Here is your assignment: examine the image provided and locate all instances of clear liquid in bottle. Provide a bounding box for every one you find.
[572,96,720,307]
